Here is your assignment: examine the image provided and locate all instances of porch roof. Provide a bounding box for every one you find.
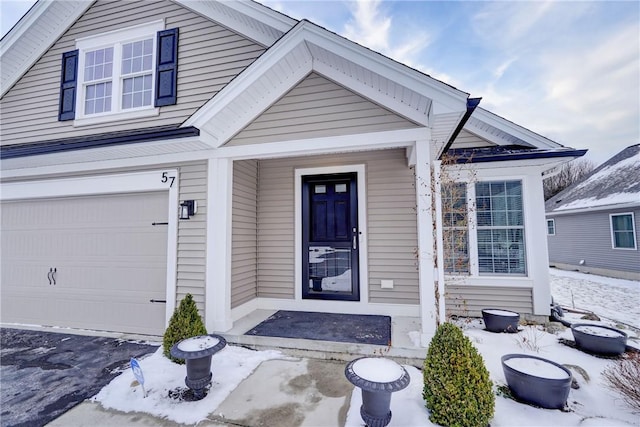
[183,19,471,149]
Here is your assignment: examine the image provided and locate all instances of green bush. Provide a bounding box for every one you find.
[163,294,208,364]
[423,323,495,427]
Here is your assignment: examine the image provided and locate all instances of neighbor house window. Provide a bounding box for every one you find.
[547,219,555,236]
[610,213,637,249]
[476,181,526,275]
[442,183,469,273]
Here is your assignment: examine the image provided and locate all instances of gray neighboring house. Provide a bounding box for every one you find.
[546,144,640,280]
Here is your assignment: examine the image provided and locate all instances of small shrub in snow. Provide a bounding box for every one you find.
[163,294,207,364]
[423,322,495,427]
[602,352,640,411]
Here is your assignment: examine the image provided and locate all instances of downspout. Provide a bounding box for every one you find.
[433,97,480,324]
[438,97,482,160]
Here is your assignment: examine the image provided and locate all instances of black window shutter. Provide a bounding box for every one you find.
[58,50,79,121]
[155,28,179,107]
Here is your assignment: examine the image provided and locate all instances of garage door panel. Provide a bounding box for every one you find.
[1,191,169,336]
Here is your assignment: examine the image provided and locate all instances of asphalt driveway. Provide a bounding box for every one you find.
[0,328,158,427]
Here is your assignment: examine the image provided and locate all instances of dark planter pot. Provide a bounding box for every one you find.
[170,334,227,400]
[345,357,410,427]
[571,323,628,356]
[482,308,520,333]
[502,354,572,409]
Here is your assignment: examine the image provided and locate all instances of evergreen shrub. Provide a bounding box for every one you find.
[423,322,495,427]
[163,294,207,364]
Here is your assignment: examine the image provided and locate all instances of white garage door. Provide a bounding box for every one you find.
[1,191,169,336]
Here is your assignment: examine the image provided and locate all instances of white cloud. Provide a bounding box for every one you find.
[342,0,431,70]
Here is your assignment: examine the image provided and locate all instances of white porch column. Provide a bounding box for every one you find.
[526,172,552,315]
[206,157,234,332]
[414,139,438,346]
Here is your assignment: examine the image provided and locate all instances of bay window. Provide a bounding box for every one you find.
[441,179,527,276]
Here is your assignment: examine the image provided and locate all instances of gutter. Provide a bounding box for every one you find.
[438,97,482,160]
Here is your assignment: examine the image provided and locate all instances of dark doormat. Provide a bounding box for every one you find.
[244,311,391,345]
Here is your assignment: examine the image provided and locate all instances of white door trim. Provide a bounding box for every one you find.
[0,169,180,327]
[294,165,369,305]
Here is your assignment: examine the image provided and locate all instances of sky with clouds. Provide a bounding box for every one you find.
[2,0,638,166]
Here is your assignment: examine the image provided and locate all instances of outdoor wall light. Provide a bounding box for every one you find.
[179,200,197,220]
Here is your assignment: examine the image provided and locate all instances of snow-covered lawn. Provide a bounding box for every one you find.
[550,268,640,328]
[94,269,640,426]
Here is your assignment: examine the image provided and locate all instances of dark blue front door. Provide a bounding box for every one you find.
[302,173,359,301]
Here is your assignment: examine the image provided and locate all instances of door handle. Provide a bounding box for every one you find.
[52,268,57,285]
[47,268,52,285]
[352,228,358,250]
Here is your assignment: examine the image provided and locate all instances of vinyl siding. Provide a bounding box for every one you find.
[256,149,419,304]
[231,159,258,308]
[227,73,419,146]
[176,162,208,313]
[445,285,533,316]
[547,208,640,274]
[449,129,495,149]
[0,0,265,146]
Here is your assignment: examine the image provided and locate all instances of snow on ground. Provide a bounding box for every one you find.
[345,319,639,427]
[93,345,284,424]
[93,269,640,426]
[550,268,640,328]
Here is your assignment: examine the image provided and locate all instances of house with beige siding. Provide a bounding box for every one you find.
[0,0,585,346]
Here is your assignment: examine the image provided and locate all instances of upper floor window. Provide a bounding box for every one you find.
[547,219,555,236]
[476,180,526,275]
[610,213,637,249]
[76,21,162,123]
[58,20,178,124]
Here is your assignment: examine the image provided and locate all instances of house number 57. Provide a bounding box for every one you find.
[161,172,176,188]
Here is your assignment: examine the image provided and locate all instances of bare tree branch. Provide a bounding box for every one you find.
[543,158,595,200]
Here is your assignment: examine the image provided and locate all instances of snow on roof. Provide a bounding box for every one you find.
[546,144,640,213]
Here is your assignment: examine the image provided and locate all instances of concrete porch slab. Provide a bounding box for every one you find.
[213,310,427,366]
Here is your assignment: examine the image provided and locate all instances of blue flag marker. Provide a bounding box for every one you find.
[130,358,147,398]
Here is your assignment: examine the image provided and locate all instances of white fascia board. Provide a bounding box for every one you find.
[313,61,429,126]
[216,127,428,160]
[185,20,467,144]
[547,202,640,217]
[472,108,562,149]
[219,0,296,34]
[201,46,313,145]
[1,0,93,97]
[175,0,295,47]
[299,23,469,113]
[183,22,312,129]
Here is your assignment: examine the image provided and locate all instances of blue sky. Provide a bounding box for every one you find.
[2,0,638,166]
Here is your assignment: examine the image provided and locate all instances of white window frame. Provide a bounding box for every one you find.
[74,20,164,127]
[474,179,527,276]
[610,212,637,250]
[547,219,555,236]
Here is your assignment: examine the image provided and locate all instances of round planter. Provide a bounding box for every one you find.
[170,334,227,400]
[482,309,520,333]
[501,354,572,409]
[345,357,410,427]
[571,323,627,356]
